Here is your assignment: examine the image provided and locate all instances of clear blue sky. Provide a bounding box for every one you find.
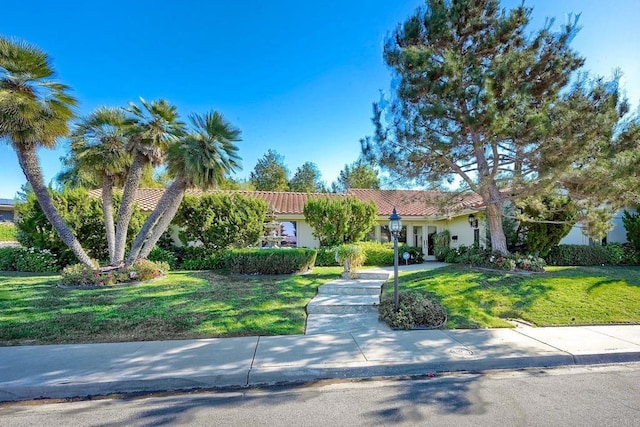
[1,0,638,198]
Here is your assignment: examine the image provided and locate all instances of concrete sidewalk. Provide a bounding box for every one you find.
[1,324,640,402]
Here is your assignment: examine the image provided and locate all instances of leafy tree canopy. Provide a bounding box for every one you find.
[289,161,325,193]
[249,149,289,191]
[331,158,380,193]
[303,197,377,247]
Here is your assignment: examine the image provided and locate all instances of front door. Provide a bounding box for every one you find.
[413,226,423,249]
[426,226,438,260]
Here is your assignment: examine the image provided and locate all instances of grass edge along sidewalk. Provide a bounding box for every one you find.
[1,264,640,345]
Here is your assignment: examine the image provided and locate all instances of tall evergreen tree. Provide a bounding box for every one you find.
[289,161,325,192]
[364,0,635,254]
[249,149,289,191]
[331,159,379,193]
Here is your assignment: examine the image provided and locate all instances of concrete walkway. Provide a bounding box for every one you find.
[1,325,639,402]
[305,262,449,335]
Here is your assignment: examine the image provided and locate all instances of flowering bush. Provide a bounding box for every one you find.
[0,247,60,272]
[445,246,545,272]
[60,260,169,287]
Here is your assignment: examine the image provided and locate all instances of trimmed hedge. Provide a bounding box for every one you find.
[312,242,424,267]
[546,244,610,266]
[546,243,640,266]
[225,248,317,275]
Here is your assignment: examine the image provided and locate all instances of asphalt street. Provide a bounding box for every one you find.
[2,363,639,426]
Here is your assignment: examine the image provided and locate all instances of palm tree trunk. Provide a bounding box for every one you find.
[102,175,117,264]
[138,185,186,261]
[16,146,95,267]
[113,151,146,265]
[126,177,187,265]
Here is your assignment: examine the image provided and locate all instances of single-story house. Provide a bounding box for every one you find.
[103,188,487,260]
[0,198,15,222]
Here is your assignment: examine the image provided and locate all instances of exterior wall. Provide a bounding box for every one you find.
[560,209,634,246]
[296,221,320,248]
[0,207,14,222]
[435,216,484,249]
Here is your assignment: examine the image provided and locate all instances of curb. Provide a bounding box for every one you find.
[3,352,640,403]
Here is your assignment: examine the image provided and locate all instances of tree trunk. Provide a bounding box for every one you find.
[484,183,509,255]
[16,146,95,267]
[102,175,117,265]
[113,152,146,265]
[126,177,187,265]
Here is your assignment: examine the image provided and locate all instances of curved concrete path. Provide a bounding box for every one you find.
[304,262,449,335]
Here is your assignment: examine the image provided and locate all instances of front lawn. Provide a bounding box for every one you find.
[0,267,342,346]
[384,265,640,328]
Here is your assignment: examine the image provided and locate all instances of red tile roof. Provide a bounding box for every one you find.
[346,189,484,217]
[88,189,343,214]
[88,188,484,217]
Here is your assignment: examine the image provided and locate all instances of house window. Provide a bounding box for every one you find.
[381,225,407,244]
[280,221,297,247]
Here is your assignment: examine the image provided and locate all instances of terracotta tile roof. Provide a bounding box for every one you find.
[88,188,485,217]
[88,189,343,214]
[346,189,485,217]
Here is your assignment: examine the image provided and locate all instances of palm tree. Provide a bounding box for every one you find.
[0,37,94,267]
[69,107,131,264]
[113,98,184,265]
[127,111,241,264]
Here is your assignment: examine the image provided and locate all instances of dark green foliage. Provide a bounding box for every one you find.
[0,247,59,272]
[379,292,447,330]
[447,245,546,271]
[0,247,18,270]
[314,248,340,267]
[175,193,267,250]
[224,248,317,275]
[289,162,325,192]
[148,247,178,270]
[15,188,144,266]
[546,245,610,266]
[303,197,377,247]
[365,0,637,254]
[331,159,379,193]
[249,149,289,191]
[506,196,577,257]
[546,243,640,266]
[180,251,226,270]
[433,230,450,262]
[622,207,640,250]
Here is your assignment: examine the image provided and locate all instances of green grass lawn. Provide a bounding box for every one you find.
[0,223,16,241]
[0,267,342,345]
[383,265,640,329]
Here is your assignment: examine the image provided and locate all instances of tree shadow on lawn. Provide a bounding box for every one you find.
[392,268,553,328]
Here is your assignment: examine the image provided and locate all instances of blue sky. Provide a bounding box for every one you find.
[1,0,639,198]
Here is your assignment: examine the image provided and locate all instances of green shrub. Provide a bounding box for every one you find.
[0,223,17,241]
[399,244,425,264]
[12,247,60,272]
[545,244,610,266]
[433,230,450,261]
[225,248,317,275]
[336,244,366,275]
[357,241,394,266]
[180,252,226,270]
[304,197,377,247]
[622,207,640,250]
[379,292,447,330]
[314,247,340,267]
[148,247,178,270]
[16,188,144,266]
[0,247,18,271]
[175,193,267,250]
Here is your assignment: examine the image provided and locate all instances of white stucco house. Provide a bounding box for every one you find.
[559,209,635,246]
[109,188,487,261]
